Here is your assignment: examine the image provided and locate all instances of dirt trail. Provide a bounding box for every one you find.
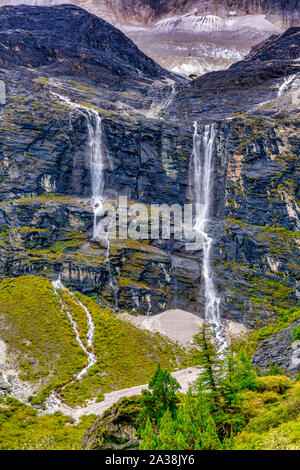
[43,366,199,420]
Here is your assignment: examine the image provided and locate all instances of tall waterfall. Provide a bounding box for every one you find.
[51,92,104,238]
[51,92,118,306]
[191,122,221,327]
[85,110,105,239]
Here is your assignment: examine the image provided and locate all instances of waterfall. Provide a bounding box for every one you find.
[86,110,105,239]
[191,122,221,327]
[51,92,104,238]
[104,229,119,311]
[162,84,176,109]
[278,74,296,97]
[51,92,118,309]
[52,275,97,380]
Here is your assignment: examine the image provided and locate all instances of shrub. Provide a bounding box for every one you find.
[239,391,265,420]
[261,391,281,404]
[291,325,300,342]
[255,375,293,394]
[246,405,292,433]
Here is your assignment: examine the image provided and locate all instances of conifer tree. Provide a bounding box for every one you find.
[174,430,189,450]
[218,354,245,436]
[156,409,176,450]
[236,351,257,391]
[201,416,222,450]
[193,324,222,412]
[138,365,180,428]
[176,388,210,447]
[139,417,157,450]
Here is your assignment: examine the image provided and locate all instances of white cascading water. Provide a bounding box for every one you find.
[104,227,119,310]
[192,122,220,325]
[278,74,296,97]
[51,92,104,238]
[85,110,105,239]
[162,84,176,109]
[191,122,226,349]
[52,92,119,307]
[52,275,96,380]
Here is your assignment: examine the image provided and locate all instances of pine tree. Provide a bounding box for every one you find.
[176,388,194,445]
[156,409,176,450]
[218,354,245,436]
[174,430,189,450]
[193,324,222,412]
[177,388,210,448]
[201,416,222,450]
[138,365,180,427]
[236,351,257,391]
[139,417,157,450]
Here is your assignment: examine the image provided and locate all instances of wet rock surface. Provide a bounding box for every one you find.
[82,396,141,450]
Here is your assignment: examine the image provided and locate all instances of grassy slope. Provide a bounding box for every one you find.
[0,396,95,450]
[0,275,191,407]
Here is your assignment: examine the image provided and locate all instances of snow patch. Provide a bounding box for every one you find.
[154,13,280,35]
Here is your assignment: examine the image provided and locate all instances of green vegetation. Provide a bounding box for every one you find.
[0,275,191,408]
[138,325,300,450]
[291,325,300,342]
[248,306,300,348]
[61,292,190,406]
[138,365,180,429]
[0,396,95,450]
[0,276,87,393]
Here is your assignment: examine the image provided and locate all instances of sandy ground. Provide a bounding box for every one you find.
[119,309,247,347]
[119,309,204,346]
[225,319,247,340]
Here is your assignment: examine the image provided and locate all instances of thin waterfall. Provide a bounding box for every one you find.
[278,74,296,97]
[162,84,176,109]
[52,275,97,380]
[51,92,104,238]
[104,228,119,311]
[51,92,118,309]
[191,122,221,327]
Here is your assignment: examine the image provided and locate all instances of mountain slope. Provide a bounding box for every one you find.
[0,276,190,407]
[0,4,176,86]
[0,1,298,27]
[0,4,299,410]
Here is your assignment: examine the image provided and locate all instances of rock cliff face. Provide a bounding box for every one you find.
[0,5,174,85]
[1,1,298,80]
[0,1,298,27]
[0,5,299,373]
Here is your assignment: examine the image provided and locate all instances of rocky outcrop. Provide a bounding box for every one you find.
[82,396,141,450]
[253,319,300,373]
[167,27,300,121]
